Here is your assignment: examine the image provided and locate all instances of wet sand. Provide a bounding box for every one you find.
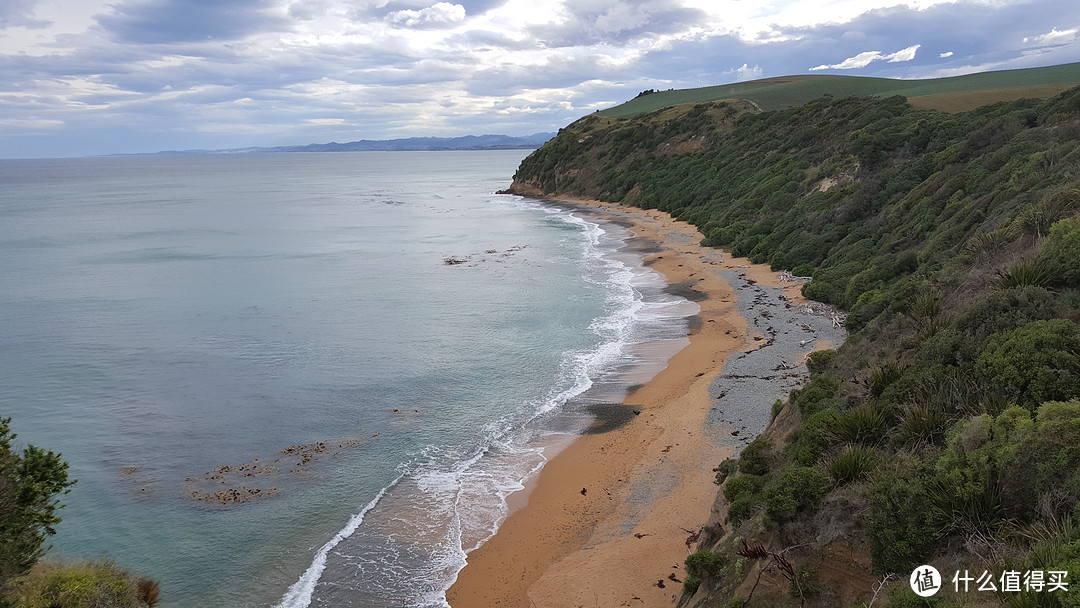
[446,198,839,607]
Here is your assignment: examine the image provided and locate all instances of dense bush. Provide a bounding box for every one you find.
[975,319,1080,408]
[1039,214,1080,287]
[737,438,773,475]
[762,467,829,523]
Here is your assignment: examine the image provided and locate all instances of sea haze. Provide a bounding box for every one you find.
[0,151,697,607]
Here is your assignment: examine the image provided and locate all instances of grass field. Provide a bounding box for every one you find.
[600,62,1080,118]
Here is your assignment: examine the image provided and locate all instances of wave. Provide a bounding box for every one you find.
[273,196,697,608]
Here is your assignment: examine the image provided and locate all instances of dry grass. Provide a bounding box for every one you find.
[908,84,1077,113]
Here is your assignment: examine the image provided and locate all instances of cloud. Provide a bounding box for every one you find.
[95,0,288,44]
[1023,27,1078,46]
[723,63,763,82]
[386,2,466,28]
[939,51,953,58]
[810,44,921,71]
[529,0,706,48]
[0,0,50,29]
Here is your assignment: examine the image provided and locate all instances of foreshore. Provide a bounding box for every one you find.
[446,197,836,607]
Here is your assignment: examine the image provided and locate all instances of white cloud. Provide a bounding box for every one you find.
[387,2,466,28]
[724,63,763,82]
[885,44,920,62]
[1023,27,1078,46]
[809,44,920,71]
[939,51,953,58]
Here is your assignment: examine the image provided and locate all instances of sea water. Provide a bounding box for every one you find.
[0,151,696,607]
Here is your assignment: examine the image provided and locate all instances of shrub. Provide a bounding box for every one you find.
[864,462,937,573]
[682,572,701,596]
[714,458,737,485]
[997,260,1054,289]
[9,560,159,608]
[805,349,837,374]
[827,446,882,485]
[1038,214,1080,286]
[831,405,890,445]
[738,438,773,476]
[895,403,950,446]
[770,399,785,421]
[975,319,1080,408]
[788,409,840,466]
[794,374,841,416]
[869,362,904,398]
[763,467,829,523]
[789,563,823,597]
[684,550,731,596]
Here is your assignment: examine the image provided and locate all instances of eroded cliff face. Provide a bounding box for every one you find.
[681,405,880,608]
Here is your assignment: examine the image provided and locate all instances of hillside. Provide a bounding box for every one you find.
[508,88,1080,606]
[601,62,1080,117]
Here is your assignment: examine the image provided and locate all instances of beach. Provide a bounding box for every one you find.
[446,198,841,607]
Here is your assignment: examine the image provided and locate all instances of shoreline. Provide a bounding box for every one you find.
[446,197,837,607]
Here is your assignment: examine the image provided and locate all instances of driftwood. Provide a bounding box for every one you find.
[778,270,813,283]
[737,540,807,607]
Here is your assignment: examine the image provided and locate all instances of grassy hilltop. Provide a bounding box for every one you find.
[509,68,1080,606]
[601,62,1080,117]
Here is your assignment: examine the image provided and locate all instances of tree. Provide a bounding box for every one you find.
[0,417,76,588]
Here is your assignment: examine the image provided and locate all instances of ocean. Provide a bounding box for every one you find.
[0,150,697,607]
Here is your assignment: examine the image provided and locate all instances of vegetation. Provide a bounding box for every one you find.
[0,419,158,607]
[0,418,75,588]
[600,62,1080,118]
[513,83,1080,606]
[7,561,160,608]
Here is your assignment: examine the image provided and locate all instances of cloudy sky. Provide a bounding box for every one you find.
[2,0,1079,158]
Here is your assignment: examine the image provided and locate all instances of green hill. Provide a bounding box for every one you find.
[601,62,1080,117]
[510,86,1080,606]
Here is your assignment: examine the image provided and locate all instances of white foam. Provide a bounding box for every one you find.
[273,474,404,608]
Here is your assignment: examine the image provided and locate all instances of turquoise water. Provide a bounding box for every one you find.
[0,151,694,607]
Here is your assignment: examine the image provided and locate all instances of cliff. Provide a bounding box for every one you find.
[508,88,1080,606]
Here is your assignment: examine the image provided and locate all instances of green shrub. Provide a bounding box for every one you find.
[770,399,785,421]
[806,349,837,374]
[828,446,882,485]
[1038,214,1080,286]
[724,474,766,525]
[763,467,829,523]
[794,374,840,416]
[869,362,905,398]
[998,260,1054,290]
[886,583,941,607]
[738,438,773,476]
[682,571,701,596]
[975,319,1080,408]
[10,560,158,608]
[788,409,840,466]
[864,462,937,573]
[832,405,889,445]
[714,458,737,485]
[896,403,951,446]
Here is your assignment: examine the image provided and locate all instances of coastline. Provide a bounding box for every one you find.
[446,197,835,607]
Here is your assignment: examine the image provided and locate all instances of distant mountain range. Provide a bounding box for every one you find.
[160,133,555,155]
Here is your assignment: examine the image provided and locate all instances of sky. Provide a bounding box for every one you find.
[1,0,1079,158]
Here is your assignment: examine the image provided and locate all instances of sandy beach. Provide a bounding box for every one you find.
[446,198,841,607]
